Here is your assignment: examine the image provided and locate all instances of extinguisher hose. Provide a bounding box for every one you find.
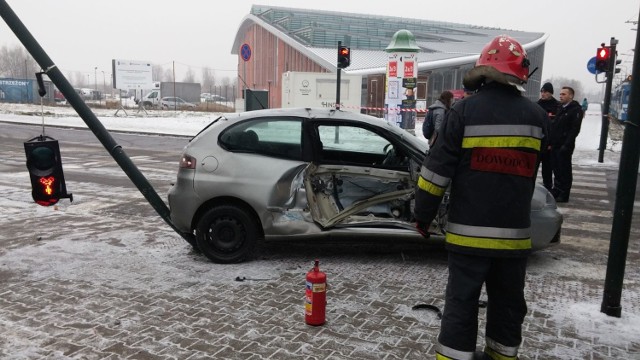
[234,276,271,282]
[412,304,443,319]
[412,300,487,320]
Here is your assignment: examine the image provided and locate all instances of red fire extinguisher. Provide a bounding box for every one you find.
[305,259,326,326]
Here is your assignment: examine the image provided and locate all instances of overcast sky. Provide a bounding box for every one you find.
[0,0,638,94]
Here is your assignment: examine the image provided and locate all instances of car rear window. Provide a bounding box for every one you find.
[219,118,302,161]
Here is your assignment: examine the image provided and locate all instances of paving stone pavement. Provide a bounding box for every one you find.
[1,123,639,359]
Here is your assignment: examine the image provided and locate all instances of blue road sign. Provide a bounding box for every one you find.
[587,56,599,74]
[240,43,252,62]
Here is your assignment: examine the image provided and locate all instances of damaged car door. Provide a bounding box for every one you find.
[304,122,423,230]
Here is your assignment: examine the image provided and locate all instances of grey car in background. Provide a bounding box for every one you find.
[168,108,562,263]
[161,96,196,110]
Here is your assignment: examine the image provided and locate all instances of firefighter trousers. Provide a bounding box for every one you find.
[436,252,528,360]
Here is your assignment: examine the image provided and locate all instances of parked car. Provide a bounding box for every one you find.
[201,94,227,103]
[168,108,562,263]
[160,97,196,110]
[210,94,227,102]
[200,93,213,102]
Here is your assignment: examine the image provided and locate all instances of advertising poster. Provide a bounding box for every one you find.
[385,52,418,131]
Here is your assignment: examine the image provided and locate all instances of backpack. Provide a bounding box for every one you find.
[422,108,435,140]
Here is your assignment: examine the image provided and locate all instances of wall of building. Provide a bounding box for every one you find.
[237,24,329,109]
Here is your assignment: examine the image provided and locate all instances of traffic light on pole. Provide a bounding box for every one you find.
[24,135,72,206]
[337,46,351,69]
[595,46,611,73]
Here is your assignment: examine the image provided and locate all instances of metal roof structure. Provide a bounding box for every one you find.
[232,5,548,75]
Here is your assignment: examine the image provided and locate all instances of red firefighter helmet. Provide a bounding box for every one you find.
[476,35,530,82]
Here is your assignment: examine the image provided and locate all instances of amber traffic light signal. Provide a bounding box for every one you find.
[337,46,351,69]
[24,136,72,206]
[596,46,611,73]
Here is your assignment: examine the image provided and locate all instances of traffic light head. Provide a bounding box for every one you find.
[615,58,622,74]
[24,136,72,206]
[337,46,351,69]
[596,46,611,73]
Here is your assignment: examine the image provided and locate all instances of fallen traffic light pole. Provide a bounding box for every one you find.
[0,1,196,247]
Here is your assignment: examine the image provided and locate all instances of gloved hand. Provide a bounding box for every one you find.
[415,221,430,239]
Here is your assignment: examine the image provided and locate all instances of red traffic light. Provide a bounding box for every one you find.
[337,46,351,69]
[24,136,72,206]
[595,46,611,73]
[597,47,610,60]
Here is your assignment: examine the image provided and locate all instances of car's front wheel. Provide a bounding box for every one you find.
[195,205,260,263]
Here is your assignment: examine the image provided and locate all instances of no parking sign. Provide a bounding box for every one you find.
[240,43,252,62]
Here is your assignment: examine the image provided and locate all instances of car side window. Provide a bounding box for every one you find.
[317,124,399,168]
[219,118,302,161]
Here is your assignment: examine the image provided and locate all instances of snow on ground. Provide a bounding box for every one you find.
[0,100,638,354]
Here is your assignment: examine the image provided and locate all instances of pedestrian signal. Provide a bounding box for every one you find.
[24,135,73,206]
[337,46,351,69]
[595,46,611,73]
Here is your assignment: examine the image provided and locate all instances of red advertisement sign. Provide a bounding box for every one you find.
[404,61,414,77]
[388,61,397,77]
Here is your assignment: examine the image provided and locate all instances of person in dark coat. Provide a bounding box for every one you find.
[548,86,584,202]
[414,35,546,360]
[536,82,559,191]
[425,90,453,146]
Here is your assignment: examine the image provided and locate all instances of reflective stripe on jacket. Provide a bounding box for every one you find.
[414,82,547,257]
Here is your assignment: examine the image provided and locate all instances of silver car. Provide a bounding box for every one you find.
[168,108,562,263]
[161,97,196,110]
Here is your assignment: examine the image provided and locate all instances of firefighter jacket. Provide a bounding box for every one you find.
[548,99,583,149]
[414,82,547,257]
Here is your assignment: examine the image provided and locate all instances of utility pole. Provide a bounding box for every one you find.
[601,13,640,317]
[94,66,97,101]
[101,70,105,105]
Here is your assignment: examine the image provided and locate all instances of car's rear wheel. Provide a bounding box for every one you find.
[195,205,260,263]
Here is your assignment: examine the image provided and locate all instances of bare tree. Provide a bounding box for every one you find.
[221,76,233,100]
[162,68,173,82]
[0,44,38,79]
[151,64,164,82]
[66,71,76,87]
[201,67,216,93]
[182,66,195,83]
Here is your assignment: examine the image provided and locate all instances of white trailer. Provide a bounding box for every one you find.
[140,81,201,108]
[281,71,362,112]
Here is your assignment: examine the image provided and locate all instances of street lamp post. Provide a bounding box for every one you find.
[94,67,98,103]
[101,70,106,105]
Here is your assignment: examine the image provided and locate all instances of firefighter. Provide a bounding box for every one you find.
[414,35,546,360]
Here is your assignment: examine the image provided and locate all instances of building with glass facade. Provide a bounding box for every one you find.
[232,5,547,115]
